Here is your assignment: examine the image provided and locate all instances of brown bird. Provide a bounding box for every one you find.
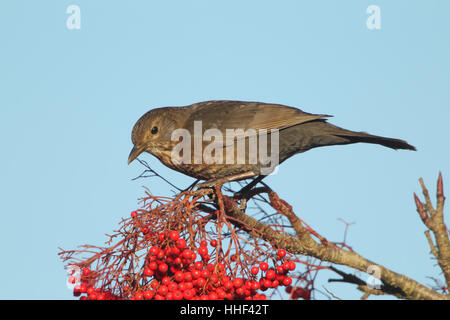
[128,100,415,187]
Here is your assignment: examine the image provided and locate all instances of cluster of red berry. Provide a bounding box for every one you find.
[69,211,309,300]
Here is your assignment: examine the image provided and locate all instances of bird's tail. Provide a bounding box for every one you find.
[328,124,416,151]
[293,120,417,151]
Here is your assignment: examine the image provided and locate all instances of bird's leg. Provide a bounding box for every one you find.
[233,175,265,199]
[195,171,256,190]
[184,179,200,191]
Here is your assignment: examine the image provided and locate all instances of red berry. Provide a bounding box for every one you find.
[260,262,269,271]
[176,238,186,249]
[166,292,174,300]
[192,269,201,279]
[184,272,193,282]
[144,267,154,277]
[183,289,195,300]
[195,277,206,288]
[173,290,183,300]
[144,290,154,300]
[174,257,182,265]
[283,277,292,286]
[276,273,285,282]
[178,282,186,291]
[209,292,219,300]
[288,261,296,271]
[158,233,166,242]
[210,274,219,284]
[158,263,168,273]
[80,283,87,293]
[158,285,168,296]
[134,292,144,300]
[277,249,286,258]
[174,271,184,282]
[266,269,276,280]
[156,250,165,260]
[98,293,106,300]
[251,281,260,290]
[169,231,180,241]
[131,211,137,218]
[161,276,171,285]
[170,246,181,256]
[168,282,178,292]
[201,269,210,278]
[148,261,158,270]
[235,287,245,296]
[233,277,244,288]
[82,268,91,276]
[182,249,194,259]
[216,288,226,299]
[149,246,160,255]
[250,266,259,275]
[210,239,218,247]
[150,280,159,289]
[73,285,81,296]
[198,246,208,256]
[202,254,211,262]
[184,281,193,290]
[223,280,234,290]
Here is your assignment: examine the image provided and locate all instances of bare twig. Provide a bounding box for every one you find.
[414,172,450,290]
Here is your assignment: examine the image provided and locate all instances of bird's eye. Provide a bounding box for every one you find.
[151,126,158,134]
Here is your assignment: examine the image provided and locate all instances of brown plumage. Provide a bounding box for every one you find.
[128,100,415,181]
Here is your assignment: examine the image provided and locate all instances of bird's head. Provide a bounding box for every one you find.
[128,107,183,165]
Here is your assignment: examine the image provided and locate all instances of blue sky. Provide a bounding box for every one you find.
[0,0,449,299]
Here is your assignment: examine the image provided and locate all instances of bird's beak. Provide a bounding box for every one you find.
[128,145,145,165]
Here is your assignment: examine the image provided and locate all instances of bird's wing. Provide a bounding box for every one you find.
[247,103,330,131]
[188,100,331,132]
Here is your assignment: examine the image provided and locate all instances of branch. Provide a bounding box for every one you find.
[205,188,448,300]
[414,172,450,290]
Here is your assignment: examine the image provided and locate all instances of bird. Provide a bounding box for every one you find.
[128,100,415,187]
